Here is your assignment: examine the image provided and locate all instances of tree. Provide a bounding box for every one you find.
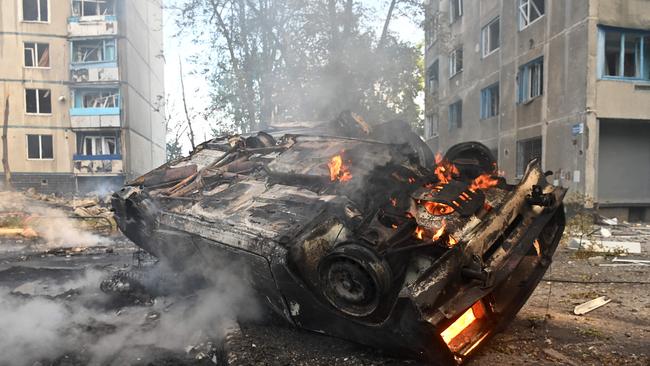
[169,0,424,135]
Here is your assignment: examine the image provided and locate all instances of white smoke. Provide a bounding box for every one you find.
[0,191,108,248]
[0,262,259,366]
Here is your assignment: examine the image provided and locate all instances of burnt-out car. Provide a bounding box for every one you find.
[112,113,566,365]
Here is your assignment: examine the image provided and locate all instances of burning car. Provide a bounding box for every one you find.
[112,113,566,365]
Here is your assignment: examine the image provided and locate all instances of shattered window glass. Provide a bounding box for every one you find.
[72,39,116,63]
[80,90,119,108]
[72,0,116,17]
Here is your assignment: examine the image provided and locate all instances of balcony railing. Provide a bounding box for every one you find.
[73,154,123,175]
[68,15,118,37]
[70,107,120,128]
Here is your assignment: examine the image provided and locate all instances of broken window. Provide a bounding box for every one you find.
[428,60,439,93]
[25,88,52,114]
[481,83,499,119]
[72,39,116,63]
[481,18,500,57]
[518,0,544,30]
[601,27,650,80]
[517,57,543,103]
[24,42,50,68]
[449,47,463,77]
[449,0,462,24]
[23,0,48,21]
[27,134,53,159]
[72,0,116,17]
[76,90,119,108]
[517,137,542,177]
[83,136,117,156]
[448,100,462,130]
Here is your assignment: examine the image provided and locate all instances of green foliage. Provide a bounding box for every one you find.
[170,0,424,135]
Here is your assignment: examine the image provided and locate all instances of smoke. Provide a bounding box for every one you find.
[0,191,108,248]
[0,260,259,366]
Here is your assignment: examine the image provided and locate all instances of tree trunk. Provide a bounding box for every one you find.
[2,97,12,189]
[378,0,398,49]
[178,56,196,150]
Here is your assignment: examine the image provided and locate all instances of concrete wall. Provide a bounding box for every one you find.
[119,0,165,179]
[425,0,591,194]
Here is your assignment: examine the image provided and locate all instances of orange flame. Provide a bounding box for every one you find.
[432,220,447,241]
[441,306,477,344]
[414,226,425,240]
[328,154,352,182]
[424,202,455,216]
[433,153,460,184]
[469,174,500,192]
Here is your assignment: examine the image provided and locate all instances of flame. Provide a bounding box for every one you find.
[447,235,458,246]
[469,174,500,192]
[433,153,460,184]
[533,239,541,257]
[432,220,447,241]
[328,154,352,182]
[414,226,425,240]
[441,306,477,344]
[424,202,455,216]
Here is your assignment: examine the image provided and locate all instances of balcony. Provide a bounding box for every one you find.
[70,108,120,128]
[73,154,123,175]
[70,38,118,83]
[68,15,118,37]
[71,62,119,83]
[70,89,120,128]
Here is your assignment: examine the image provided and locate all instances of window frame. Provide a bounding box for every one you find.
[26,134,54,160]
[73,89,121,109]
[425,114,439,138]
[598,25,650,82]
[71,38,118,65]
[480,83,500,120]
[428,59,439,94]
[426,15,438,48]
[22,0,49,23]
[24,88,52,115]
[481,17,500,58]
[517,57,544,104]
[449,47,463,78]
[72,0,117,17]
[449,0,463,24]
[516,136,542,178]
[448,100,463,131]
[518,0,545,31]
[23,42,50,69]
[82,135,117,156]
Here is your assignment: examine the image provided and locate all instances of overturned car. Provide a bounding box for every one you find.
[112,114,566,365]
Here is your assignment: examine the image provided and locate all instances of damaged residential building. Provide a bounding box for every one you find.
[424,0,650,222]
[0,0,165,193]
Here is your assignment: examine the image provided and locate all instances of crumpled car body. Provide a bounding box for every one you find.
[112,119,566,365]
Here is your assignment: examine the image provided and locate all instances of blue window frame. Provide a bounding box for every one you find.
[517,57,543,103]
[481,83,499,119]
[71,38,117,64]
[598,26,650,81]
[448,100,462,130]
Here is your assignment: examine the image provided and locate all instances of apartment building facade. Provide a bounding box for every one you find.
[424,0,650,221]
[0,0,165,193]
